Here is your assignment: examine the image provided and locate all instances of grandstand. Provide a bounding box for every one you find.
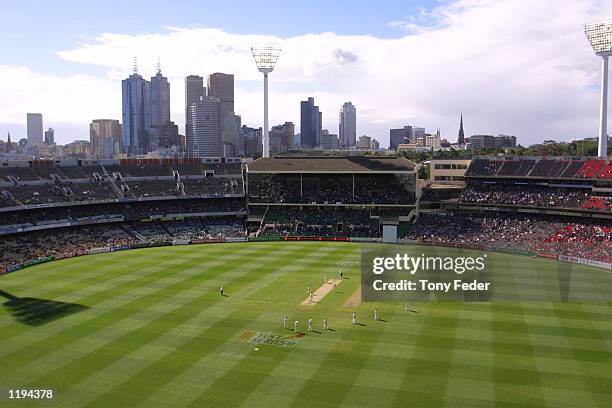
[0,155,611,272]
[245,156,418,240]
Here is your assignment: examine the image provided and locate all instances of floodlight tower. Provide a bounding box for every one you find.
[251,45,281,158]
[584,21,612,159]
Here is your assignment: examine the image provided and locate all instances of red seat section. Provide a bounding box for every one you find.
[576,160,606,178]
[598,162,612,179]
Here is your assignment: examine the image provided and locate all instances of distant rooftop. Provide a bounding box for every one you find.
[246,156,416,173]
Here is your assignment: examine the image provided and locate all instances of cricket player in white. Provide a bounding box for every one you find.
[333,282,337,292]
[352,312,357,324]
[323,317,328,330]
[307,318,313,332]
[283,315,288,329]
[374,308,379,321]
[307,283,311,293]
[309,291,313,303]
[405,300,409,311]
[294,320,299,332]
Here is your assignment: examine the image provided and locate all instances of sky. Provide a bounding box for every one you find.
[0,0,610,147]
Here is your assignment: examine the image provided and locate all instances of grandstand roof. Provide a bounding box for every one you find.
[246,157,416,173]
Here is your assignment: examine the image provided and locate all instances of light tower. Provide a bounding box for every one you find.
[251,44,281,158]
[584,20,612,159]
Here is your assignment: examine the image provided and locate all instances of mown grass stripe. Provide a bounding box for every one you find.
[133,247,354,408]
[1,244,276,379]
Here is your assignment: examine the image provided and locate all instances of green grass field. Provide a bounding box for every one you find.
[1,242,611,408]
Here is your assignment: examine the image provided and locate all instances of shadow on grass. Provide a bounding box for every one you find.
[0,290,88,326]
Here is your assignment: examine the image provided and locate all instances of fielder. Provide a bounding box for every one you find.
[405,300,409,311]
[294,320,299,332]
[323,317,328,330]
[352,312,357,324]
[374,308,379,321]
[307,318,313,332]
[220,286,224,296]
[283,315,288,329]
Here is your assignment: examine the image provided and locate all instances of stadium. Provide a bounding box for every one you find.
[1,155,611,407]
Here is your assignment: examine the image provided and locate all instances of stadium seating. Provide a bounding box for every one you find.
[576,160,606,178]
[458,182,592,209]
[405,213,611,263]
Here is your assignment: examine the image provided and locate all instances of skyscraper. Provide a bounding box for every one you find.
[44,128,54,145]
[269,122,295,154]
[457,113,465,145]
[26,113,43,145]
[185,75,206,148]
[208,73,237,155]
[300,97,321,148]
[150,66,170,128]
[389,126,412,150]
[90,119,122,158]
[122,68,150,155]
[339,102,356,148]
[189,96,221,157]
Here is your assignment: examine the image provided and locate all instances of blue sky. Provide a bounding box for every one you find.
[2,0,437,74]
[0,0,610,146]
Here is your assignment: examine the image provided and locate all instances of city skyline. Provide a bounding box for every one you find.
[0,1,611,146]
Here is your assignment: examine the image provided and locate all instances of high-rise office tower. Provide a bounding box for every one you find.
[185,75,206,148]
[389,126,412,150]
[90,119,122,158]
[208,73,236,155]
[189,96,221,157]
[150,65,170,128]
[339,102,356,148]
[300,97,321,148]
[26,113,43,145]
[44,128,54,145]
[122,67,150,155]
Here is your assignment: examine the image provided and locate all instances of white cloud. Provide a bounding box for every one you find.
[1,0,611,146]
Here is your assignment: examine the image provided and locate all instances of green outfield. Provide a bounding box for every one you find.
[1,242,611,408]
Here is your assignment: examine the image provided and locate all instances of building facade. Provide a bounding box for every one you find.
[320,130,339,150]
[90,119,122,158]
[150,68,171,128]
[358,135,372,149]
[44,128,54,145]
[389,126,412,150]
[300,97,321,148]
[122,72,150,155]
[208,73,237,154]
[27,113,43,146]
[339,102,356,148]
[269,122,295,154]
[189,96,221,157]
[241,125,263,158]
[185,75,206,147]
[429,159,471,184]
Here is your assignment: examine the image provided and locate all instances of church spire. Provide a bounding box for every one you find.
[457,113,465,145]
[7,131,11,144]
